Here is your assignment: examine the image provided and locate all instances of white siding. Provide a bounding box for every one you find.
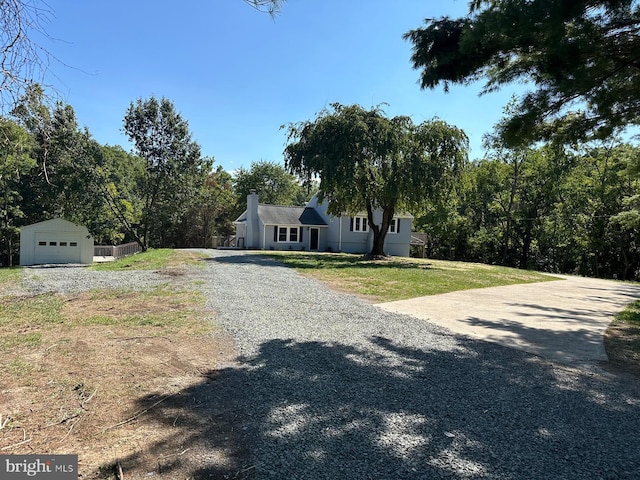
[20,218,93,265]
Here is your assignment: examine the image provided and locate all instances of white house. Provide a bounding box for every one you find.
[19,218,94,266]
[234,191,413,256]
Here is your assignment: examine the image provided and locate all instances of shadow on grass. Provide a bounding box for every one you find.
[203,251,435,272]
[617,300,640,324]
[117,335,640,479]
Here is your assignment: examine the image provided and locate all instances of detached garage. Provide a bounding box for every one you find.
[20,218,94,266]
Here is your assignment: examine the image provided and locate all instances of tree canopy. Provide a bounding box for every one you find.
[233,160,311,212]
[404,0,640,146]
[123,96,210,250]
[284,103,468,256]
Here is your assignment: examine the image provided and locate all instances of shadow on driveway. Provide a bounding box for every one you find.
[378,276,640,366]
[117,335,640,479]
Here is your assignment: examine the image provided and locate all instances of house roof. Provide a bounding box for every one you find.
[235,204,327,226]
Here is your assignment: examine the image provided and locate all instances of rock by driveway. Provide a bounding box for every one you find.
[377,274,640,366]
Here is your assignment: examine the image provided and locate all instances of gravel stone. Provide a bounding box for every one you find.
[191,249,640,480]
[15,264,168,295]
[9,251,640,479]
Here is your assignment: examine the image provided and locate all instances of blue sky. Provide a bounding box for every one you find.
[43,0,522,172]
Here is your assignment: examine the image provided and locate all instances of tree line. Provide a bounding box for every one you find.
[2,88,639,281]
[417,140,640,280]
[1,0,639,278]
[0,87,312,266]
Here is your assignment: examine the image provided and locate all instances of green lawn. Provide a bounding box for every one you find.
[92,248,205,271]
[0,267,21,290]
[265,252,559,302]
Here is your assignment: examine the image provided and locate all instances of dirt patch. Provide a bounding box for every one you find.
[604,319,640,377]
[0,285,248,478]
[303,274,383,303]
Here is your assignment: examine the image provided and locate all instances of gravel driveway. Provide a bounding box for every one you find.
[17,250,640,479]
[191,250,640,480]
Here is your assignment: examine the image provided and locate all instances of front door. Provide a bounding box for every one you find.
[310,228,319,250]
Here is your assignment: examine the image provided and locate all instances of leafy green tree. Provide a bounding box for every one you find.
[86,144,145,245]
[176,166,237,247]
[0,118,35,265]
[123,96,210,249]
[414,176,472,260]
[555,143,638,278]
[11,87,126,241]
[233,160,310,213]
[284,103,468,256]
[404,0,640,146]
[11,87,103,224]
[464,159,515,264]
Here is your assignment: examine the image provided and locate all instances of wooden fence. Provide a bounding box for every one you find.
[210,236,236,248]
[93,242,141,259]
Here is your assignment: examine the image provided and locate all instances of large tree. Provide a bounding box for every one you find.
[284,103,468,256]
[404,0,640,146]
[11,86,103,226]
[123,96,210,250]
[176,165,237,247]
[0,118,35,265]
[233,160,311,212]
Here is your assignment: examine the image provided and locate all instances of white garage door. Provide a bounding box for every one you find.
[34,232,82,264]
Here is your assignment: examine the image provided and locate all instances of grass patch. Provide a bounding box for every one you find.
[266,252,558,302]
[0,275,233,478]
[6,358,34,377]
[0,332,42,351]
[62,285,208,333]
[92,248,206,271]
[0,286,205,331]
[0,267,21,291]
[0,294,65,327]
[605,300,640,375]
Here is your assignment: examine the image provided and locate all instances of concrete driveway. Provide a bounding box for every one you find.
[377,275,640,366]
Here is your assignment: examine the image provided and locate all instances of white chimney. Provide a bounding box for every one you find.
[246,189,259,248]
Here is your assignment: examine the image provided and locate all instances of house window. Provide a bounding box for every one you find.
[276,226,300,243]
[351,216,368,232]
[388,218,398,234]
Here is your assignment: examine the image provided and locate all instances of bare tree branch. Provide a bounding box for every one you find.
[0,0,58,111]
[243,0,285,16]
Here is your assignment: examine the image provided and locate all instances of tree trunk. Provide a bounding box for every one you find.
[520,218,533,269]
[371,230,387,256]
[368,204,393,257]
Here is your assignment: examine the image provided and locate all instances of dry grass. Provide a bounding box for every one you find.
[92,249,206,272]
[604,300,640,376]
[0,279,241,479]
